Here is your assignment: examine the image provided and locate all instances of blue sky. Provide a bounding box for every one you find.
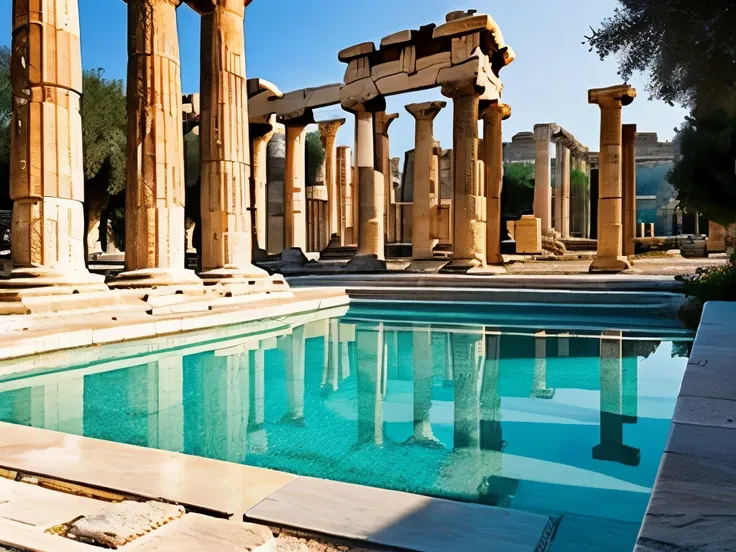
[1,0,688,161]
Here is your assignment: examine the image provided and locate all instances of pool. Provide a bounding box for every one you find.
[0,302,690,551]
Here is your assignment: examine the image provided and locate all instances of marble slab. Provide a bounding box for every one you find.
[0,519,91,552]
[0,477,108,529]
[246,476,559,552]
[0,423,296,519]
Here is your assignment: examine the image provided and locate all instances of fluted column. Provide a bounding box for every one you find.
[442,83,485,272]
[283,121,310,252]
[406,102,445,261]
[319,119,346,244]
[250,116,277,253]
[112,0,199,288]
[336,146,353,246]
[533,124,552,232]
[347,100,387,271]
[6,0,106,293]
[622,124,637,257]
[554,142,571,238]
[198,0,266,282]
[589,85,636,272]
[375,112,399,248]
[481,102,512,267]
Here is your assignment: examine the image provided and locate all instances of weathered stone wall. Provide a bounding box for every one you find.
[634,132,677,162]
[503,132,536,163]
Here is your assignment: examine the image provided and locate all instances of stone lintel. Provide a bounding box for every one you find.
[588,84,637,108]
[340,77,381,110]
[338,41,376,62]
[252,83,341,119]
[380,29,415,47]
[446,10,478,22]
[551,126,586,155]
[247,78,283,100]
[406,101,447,120]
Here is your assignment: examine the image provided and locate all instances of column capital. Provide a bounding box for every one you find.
[375,112,399,136]
[126,0,184,6]
[588,84,637,109]
[405,101,447,121]
[278,108,314,128]
[182,0,249,14]
[480,101,511,121]
[440,78,479,100]
[318,118,346,141]
[622,123,638,141]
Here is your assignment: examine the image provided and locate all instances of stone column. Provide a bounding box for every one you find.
[336,146,353,246]
[442,83,485,272]
[375,112,399,248]
[592,331,640,466]
[5,0,106,294]
[113,0,200,288]
[319,119,346,245]
[588,85,637,273]
[533,124,552,232]
[481,102,512,268]
[554,142,571,238]
[406,101,446,261]
[622,124,637,257]
[198,0,267,283]
[283,119,311,253]
[347,101,387,271]
[250,116,277,253]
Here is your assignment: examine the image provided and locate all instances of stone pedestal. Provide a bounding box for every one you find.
[708,221,727,253]
[319,119,346,245]
[406,101,445,261]
[622,124,637,257]
[347,103,387,271]
[112,0,200,289]
[250,116,278,253]
[198,1,268,284]
[588,85,636,273]
[515,216,542,254]
[482,102,511,268]
[442,85,485,272]
[554,142,570,238]
[5,0,107,295]
[533,124,552,232]
[284,121,310,253]
[375,112,399,247]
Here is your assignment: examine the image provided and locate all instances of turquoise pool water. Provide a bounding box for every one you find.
[0,303,690,551]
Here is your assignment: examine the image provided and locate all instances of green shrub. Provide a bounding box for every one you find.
[677,250,736,328]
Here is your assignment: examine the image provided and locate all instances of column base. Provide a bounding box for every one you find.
[0,267,108,302]
[346,254,387,272]
[406,259,450,273]
[200,265,289,293]
[280,248,309,267]
[468,265,507,275]
[108,268,203,290]
[440,258,484,274]
[592,442,641,466]
[588,256,632,273]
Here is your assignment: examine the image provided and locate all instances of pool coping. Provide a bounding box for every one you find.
[0,423,556,552]
[635,301,736,551]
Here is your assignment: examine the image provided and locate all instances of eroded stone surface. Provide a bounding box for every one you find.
[68,500,185,548]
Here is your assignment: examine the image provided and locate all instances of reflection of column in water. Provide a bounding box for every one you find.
[531,331,555,400]
[593,331,640,466]
[339,323,355,380]
[480,332,502,452]
[445,332,454,382]
[357,323,385,446]
[201,349,250,462]
[557,333,570,357]
[321,319,340,392]
[452,332,483,450]
[412,327,438,444]
[283,325,306,424]
[147,357,184,453]
[622,340,638,424]
[30,378,85,436]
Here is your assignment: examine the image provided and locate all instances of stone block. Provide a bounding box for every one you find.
[338,42,375,62]
[371,60,403,80]
[381,29,414,47]
[451,33,481,65]
[339,78,380,109]
[400,45,417,73]
[416,51,452,72]
[344,57,370,84]
[514,216,542,254]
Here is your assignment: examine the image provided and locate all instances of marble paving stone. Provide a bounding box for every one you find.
[665,423,736,463]
[679,355,736,401]
[0,423,296,519]
[673,396,736,428]
[126,513,275,552]
[637,514,736,552]
[246,476,558,552]
[0,477,109,528]
[0,519,91,552]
